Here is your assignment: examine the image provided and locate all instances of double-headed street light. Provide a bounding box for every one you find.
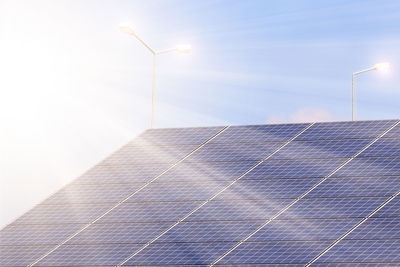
[120,24,191,128]
[351,62,390,121]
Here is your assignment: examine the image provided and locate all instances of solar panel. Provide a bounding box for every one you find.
[306,176,400,198]
[123,242,235,265]
[333,156,400,177]
[249,219,359,241]
[36,244,142,266]
[359,138,400,157]
[272,139,372,159]
[295,120,396,140]
[2,119,400,267]
[315,239,400,263]
[218,241,332,264]
[243,158,347,179]
[210,123,309,143]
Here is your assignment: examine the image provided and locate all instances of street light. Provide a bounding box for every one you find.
[351,62,390,121]
[120,24,191,128]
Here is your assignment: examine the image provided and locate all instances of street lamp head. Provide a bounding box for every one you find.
[119,24,136,36]
[375,62,390,73]
[176,44,191,53]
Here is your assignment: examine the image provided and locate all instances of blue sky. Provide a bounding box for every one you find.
[1,0,399,227]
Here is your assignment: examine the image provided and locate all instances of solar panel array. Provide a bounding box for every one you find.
[1,120,400,266]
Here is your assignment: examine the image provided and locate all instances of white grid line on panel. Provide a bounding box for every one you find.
[116,123,315,266]
[27,126,229,267]
[209,119,400,266]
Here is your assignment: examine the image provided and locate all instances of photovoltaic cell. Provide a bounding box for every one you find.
[36,244,142,266]
[129,126,224,146]
[359,138,400,157]
[215,179,320,200]
[66,223,171,245]
[279,197,387,219]
[185,142,284,162]
[98,202,200,223]
[372,196,400,218]
[158,161,257,182]
[11,203,114,225]
[42,183,144,204]
[345,218,400,240]
[316,239,400,263]
[218,241,332,264]
[384,123,400,138]
[272,139,371,160]
[306,177,400,198]
[0,245,53,267]
[100,144,197,165]
[0,224,82,245]
[243,158,347,179]
[156,221,262,243]
[249,219,359,241]
[333,156,400,177]
[185,199,293,221]
[122,242,235,265]
[72,164,170,184]
[127,181,230,202]
[209,123,309,143]
[295,120,395,141]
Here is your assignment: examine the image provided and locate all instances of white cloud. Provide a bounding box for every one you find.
[291,107,334,123]
[268,107,334,124]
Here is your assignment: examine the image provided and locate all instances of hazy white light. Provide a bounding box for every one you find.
[176,44,191,53]
[375,62,390,73]
[119,24,136,36]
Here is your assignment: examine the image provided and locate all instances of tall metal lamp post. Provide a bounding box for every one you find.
[351,62,389,121]
[120,25,191,128]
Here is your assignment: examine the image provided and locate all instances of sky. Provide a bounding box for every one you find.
[1,0,400,228]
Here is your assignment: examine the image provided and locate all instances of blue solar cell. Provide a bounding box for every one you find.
[12,203,114,225]
[157,221,261,243]
[158,161,256,182]
[272,139,371,160]
[185,142,284,162]
[215,179,320,200]
[0,224,82,245]
[0,245,53,267]
[306,177,400,198]
[333,156,400,177]
[372,196,400,218]
[127,181,230,202]
[345,218,400,240]
[316,239,400,263]
[210,123,309,143]
[122,242,235,265]
[67,223,171,245]
[295,120,395,141]
[359,138,400,157]
[243,158,347,179]
[42,183,144,204]
[99,202,199,223]
[72,164,170,184]
[100,144,197,165]
[129,126,224,146]
[279,197,387,219]
[384,123,400,138]
[218,241,332,264]
[249,219,359,241]
[185,199,292,221]
[36,244,142,266]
